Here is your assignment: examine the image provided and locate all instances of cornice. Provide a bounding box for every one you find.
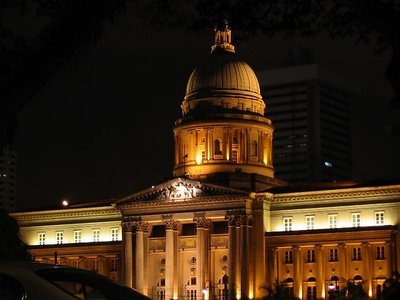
[270,185,400,209]
[11,206,121,226]
[120,195,249,216]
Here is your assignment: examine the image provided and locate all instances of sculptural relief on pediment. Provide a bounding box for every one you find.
[158,181,202,201]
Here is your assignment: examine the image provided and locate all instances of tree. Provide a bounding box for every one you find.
[0,209,32,261]
[382,272,400,300]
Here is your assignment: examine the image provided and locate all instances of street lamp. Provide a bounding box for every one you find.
[328,276,339,300]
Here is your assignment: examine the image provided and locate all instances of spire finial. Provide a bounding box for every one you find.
[211,19,235,54]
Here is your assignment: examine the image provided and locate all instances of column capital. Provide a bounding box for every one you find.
[193,216,211,229]
[122,221,136,232]
[237,214,253,226]
[225,215,238,226]
[163,219,180,230]
[135,221,150,232]
[362,241,370,248]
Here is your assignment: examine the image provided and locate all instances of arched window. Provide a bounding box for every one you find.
[214,139,222,155]
[217,275,229,300]
[186,277,197,300]
[284,278,294,296]
[306,277,317,300]
[154,278,165,300]
[353,275,363,285]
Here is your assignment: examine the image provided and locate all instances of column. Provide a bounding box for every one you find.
[122,221,135,287]
[194,216,211,299]
[143,228,150,295]
[238,214,252,299]
[97,256,106,276]
[362,242,372,297]
[251,197,266,300]
[293,246,302,299]
[164,219,180,300]
[135,221,149,294]
[315,245,325,299]
[226,215,237,300]
[268,135,273,167]
[78,256,87,270]
[386,241,393,277]
[174,134,179,166]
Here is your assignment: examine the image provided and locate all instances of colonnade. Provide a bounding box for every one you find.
[268,241,394,300]
[122,210,262,300]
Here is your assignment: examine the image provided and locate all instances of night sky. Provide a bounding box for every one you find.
[15,14,400,211]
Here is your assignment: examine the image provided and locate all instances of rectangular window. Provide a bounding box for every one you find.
[329,248,338,261]
[56,232,63,244]
[38,232,46,245]
[352,247,362,260]
[283,217,293,231]
[375,211,385,225]
[92,229,100,242]
[111,228,119,241]
[232,149,238,163]
[376,246,385,259]
[306,216,315,230]
[306,249,315,262]
[306,286,316,300]
[329,214,337,229]
[74,230,82,243]
[111,258,118,271]
[284,250,293,263]
[352,213,361,227]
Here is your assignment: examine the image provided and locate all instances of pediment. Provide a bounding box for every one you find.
[117,177,246,204]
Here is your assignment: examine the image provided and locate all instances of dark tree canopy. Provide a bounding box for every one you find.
[1,0,400,150]
[0,210,32,261]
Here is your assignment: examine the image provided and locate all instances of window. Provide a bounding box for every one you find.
[306,249,315,263]
[377,284,383,300]
[306,216,315,230]
[352,247,362,260]
[111,258,118,271]
[283,217,292,231]
[352,213,361,227]
[74,230,82,243]
[217,275,229,300]
[376,246,385,259]
[232,149,238,163]
[214,139,222,155]
[306,277,317,300]
[328,214,337,229]
[329,248,338,262]
[38,232,46,245]
[111,228,119,241]
[186,277,197,300]
[284,250,293,263]
[92,229,100,242]
[375,211,385,225]
[251,141,258,157]
[156,278,165,300]
[56,232,64,244]
[307,286,317,300]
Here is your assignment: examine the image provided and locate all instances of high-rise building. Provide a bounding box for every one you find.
[257,64,359,183]
[0,146,17,211]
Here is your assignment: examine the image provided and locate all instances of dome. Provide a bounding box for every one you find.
[184,55,262,101]
[180,21,266,117]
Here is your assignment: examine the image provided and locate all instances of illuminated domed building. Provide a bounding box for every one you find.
[11,23,400,300]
